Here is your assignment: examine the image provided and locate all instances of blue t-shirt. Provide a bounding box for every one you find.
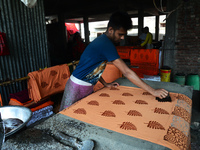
[72,34,120,85]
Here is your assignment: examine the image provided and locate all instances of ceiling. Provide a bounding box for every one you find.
[44,0,167,23]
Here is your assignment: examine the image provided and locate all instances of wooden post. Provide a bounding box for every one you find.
[83,16,90,45]
[138,7,144,36]
[155,15,159,42]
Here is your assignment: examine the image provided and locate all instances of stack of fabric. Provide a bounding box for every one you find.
[9,89,54,126]
[26,105,54,127]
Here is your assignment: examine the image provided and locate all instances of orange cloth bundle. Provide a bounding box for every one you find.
[60,86,192,150]
[28,64,70,102]
[93,63,123,92]
[9,98,54,112]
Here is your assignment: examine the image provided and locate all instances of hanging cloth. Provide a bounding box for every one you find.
[0,32,10,56]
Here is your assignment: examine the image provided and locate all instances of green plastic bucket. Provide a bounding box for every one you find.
[186,74,200,90]
[175,73,185,85]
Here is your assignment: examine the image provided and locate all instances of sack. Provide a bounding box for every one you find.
[0,32,10,56]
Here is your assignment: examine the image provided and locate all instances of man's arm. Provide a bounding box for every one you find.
[141,33,149,47]
[112,58,168,99]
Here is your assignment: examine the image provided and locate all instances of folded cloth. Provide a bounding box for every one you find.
[9,98,33,106]
[9,89,30,103]
[26,105,54,127]
[30,100,54,112]
[9,97,54,112]
[28,64,70,102]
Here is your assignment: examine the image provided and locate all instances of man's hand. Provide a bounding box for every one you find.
[99,76,119,88]
[151,89,168,99]
[105,82,119,88]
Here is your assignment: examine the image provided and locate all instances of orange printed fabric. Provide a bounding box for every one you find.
[28,64,70,102]
[60,86,192,150]
[0,94,3,106]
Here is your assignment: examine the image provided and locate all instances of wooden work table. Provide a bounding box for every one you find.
[2,78,193,150]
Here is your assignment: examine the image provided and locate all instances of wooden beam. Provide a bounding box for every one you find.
[83,16,90,45]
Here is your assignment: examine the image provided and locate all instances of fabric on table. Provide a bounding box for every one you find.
[28,64,70,102]
[60,86,192,150]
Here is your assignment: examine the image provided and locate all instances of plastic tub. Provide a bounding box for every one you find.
[186,74,200,90]
[175,73,185,85]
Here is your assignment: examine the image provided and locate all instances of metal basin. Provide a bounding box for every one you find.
[0,106,32,137]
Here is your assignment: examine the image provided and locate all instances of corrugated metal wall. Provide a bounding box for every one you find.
[0,0,50,105]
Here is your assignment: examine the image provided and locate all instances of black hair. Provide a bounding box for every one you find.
[107,11,133,31]
[144,26,149,31]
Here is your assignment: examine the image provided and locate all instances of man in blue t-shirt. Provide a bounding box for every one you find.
[59,11,168,111]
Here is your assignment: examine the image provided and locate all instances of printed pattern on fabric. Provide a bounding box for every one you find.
[60,86,192,150]
[176,99,192,114]
[172,106,191,123]
[120,122,137,130]
[164,94,192,150]
[135,100,148,105]
[171,116,190,136]
[101,110,116,117]
[99,93,110,97]
[122,93,133,96]
[146,121,165,130]
[112,100,125,105]
[87,100,99,106]
[164,126,188,150]
[154,107,170,115]
[84,61,107,84]
[177,94,192,106]
[74,108,87,115]
[127,110,142,116]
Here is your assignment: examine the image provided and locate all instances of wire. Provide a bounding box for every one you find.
[153,0,183,21]
[160,0,164,12]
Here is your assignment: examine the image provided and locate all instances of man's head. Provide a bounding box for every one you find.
[144,27,149,33]
[106,11,133,44]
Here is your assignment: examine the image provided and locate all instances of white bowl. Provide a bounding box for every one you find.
[0,106,32,137]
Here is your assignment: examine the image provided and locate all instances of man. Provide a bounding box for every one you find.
[139,27,147,44]
[59,11,168,111]
[141,26,153,49]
